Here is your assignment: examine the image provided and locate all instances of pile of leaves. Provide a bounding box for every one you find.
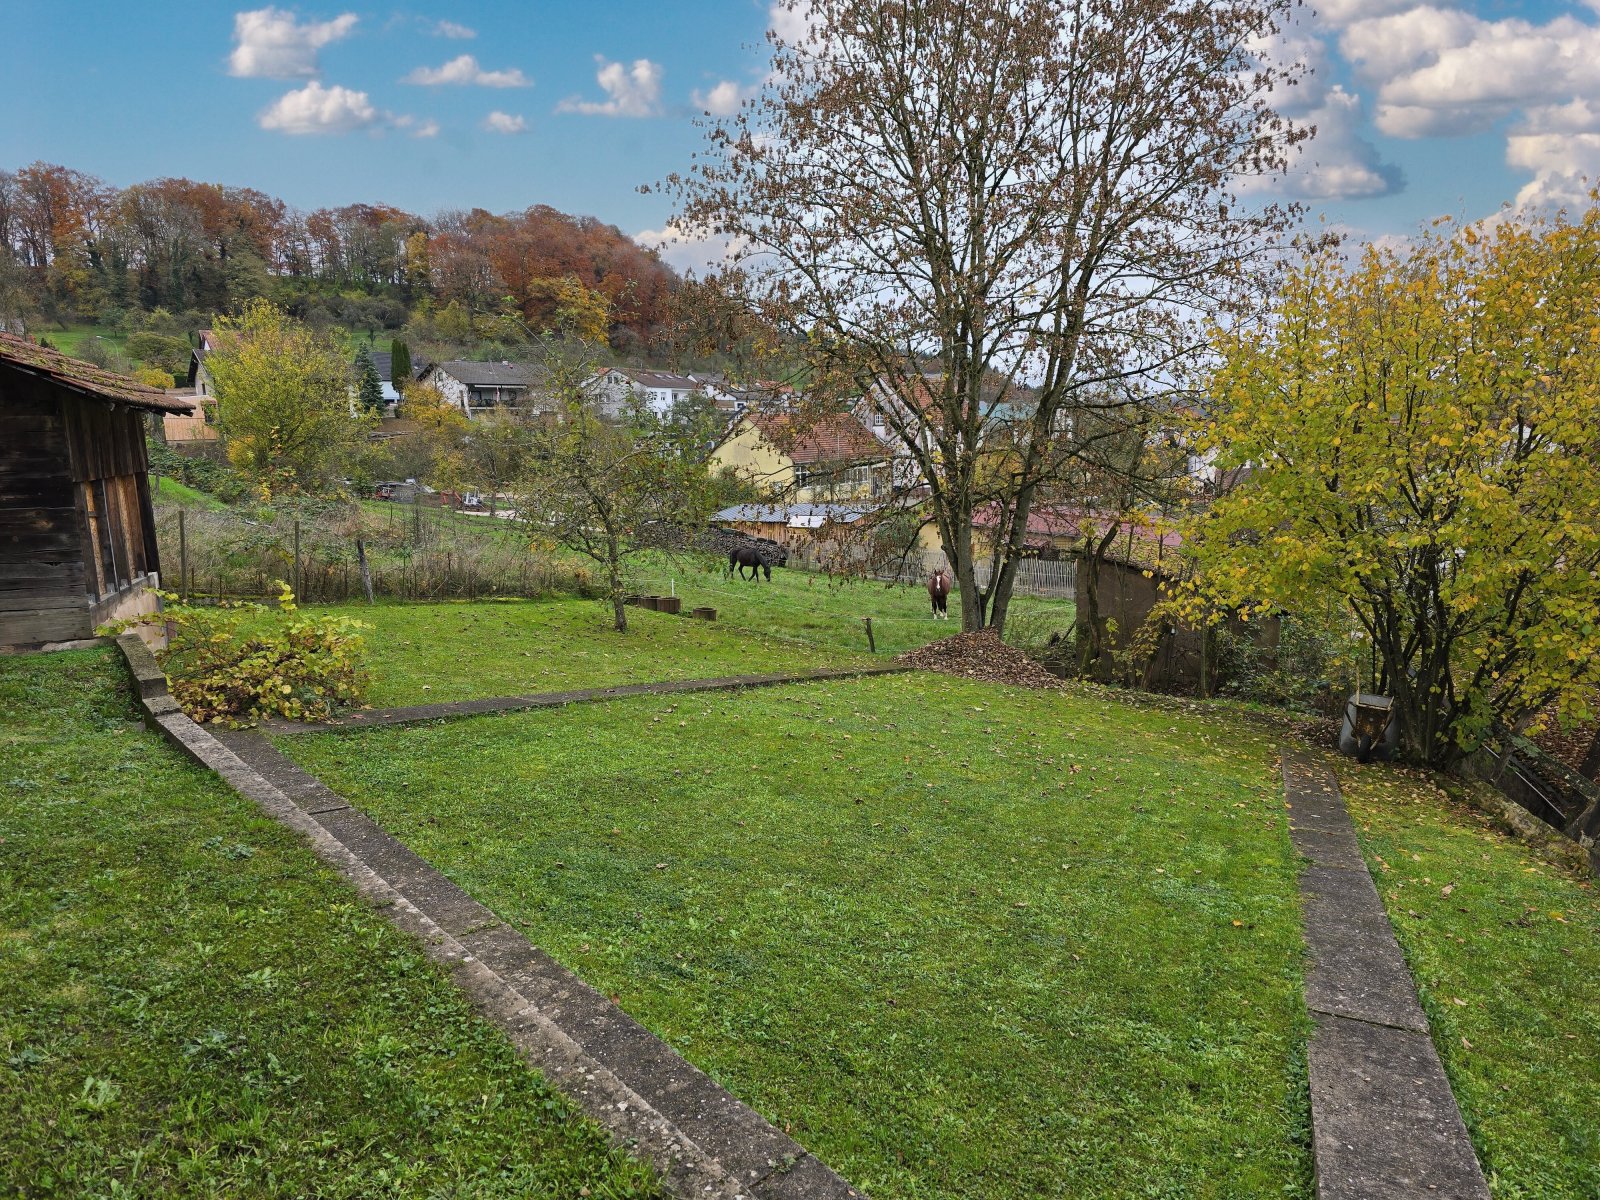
[896,628,1062,690]
[103,583,368,726]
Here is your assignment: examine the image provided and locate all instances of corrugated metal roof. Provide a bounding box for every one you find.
[0,333,189,413]
[714,502,873,526]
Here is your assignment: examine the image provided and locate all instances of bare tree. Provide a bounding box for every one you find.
[667,0,1304,633]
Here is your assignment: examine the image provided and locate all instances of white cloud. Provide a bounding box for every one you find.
[767,0,816,46]
[398,115,441,138]
[483,111,528,134]
[692,80,753,116]
[1283,87,1405,199]
[634,222,743,274]
[258,81,383,134]
[558,57,664,117]
[229,7,357,79]
[433,19,475,38]
[403,54,531,87]
[1240,14,1402,200]
[1342,9,1600,139]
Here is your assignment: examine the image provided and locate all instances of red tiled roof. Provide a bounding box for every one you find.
[0,333,188,413]
[749,412,886,464]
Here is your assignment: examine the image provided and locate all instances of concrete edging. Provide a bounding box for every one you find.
[1282,748,1491,1200]
[114,633,863,1200]
[261,666,913,734]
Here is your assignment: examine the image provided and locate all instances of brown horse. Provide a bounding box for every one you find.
[928,568,951,619]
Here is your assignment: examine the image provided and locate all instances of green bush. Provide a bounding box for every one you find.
[104,583,369,725]
[148,442,254,504]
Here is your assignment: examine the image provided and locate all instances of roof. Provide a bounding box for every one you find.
[746,412,887,464]
[425,360,545,388]
[714,502,873,527]
[369,350,393,381]
[606,367,703,391]
[0,333,188,413]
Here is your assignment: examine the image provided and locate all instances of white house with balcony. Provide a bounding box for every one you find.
[415,359,547,420]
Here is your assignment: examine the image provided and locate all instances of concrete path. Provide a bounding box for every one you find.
[263,665,911,734]
[1282,748,1491,1200]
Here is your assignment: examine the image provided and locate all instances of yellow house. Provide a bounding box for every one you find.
[708,412,890,503]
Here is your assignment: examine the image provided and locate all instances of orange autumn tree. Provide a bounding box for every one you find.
[1189,208,1600,768]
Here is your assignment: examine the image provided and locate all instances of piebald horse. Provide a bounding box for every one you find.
[928,568,952,619]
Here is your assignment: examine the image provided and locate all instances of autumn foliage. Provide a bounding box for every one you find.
[1190,207,1600,767]
[0,161,675,348]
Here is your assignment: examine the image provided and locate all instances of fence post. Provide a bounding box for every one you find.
[862,616,876,653]
[177,509,187,602]
[292,518,301,601]
[356,538,374,605]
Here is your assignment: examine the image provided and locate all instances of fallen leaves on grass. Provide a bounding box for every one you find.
[896,629,1062,689]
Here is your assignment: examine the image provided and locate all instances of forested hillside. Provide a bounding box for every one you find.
[0,161,677,354]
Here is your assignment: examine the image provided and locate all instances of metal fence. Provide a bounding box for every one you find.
[870,550,1077,599]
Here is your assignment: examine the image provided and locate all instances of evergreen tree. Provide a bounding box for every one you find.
[354,346,384,414]
[389,338,412,397]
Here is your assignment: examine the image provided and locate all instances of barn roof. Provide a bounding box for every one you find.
[0,333,189,413]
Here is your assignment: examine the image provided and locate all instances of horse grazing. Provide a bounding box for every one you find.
[728,546,772,582]
[928,568,952,619]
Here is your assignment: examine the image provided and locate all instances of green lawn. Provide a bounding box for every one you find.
[1337,763,1600,1200]
[0,649,659,1199]
[312,599,867,708]
[628,553,1076,657]
[283,671,1314,1200]
[305,565,1074,710]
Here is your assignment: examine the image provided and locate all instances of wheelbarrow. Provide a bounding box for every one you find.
[1338,693,1399,763]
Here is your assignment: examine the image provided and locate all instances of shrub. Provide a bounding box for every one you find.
[105,583,368,726]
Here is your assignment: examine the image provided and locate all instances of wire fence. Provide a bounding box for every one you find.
[155,499,594,604]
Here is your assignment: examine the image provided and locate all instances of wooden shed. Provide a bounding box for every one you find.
[1,334,184,651]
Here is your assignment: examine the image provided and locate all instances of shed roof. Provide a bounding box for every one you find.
[714,502,873,527]
[0,333,188,413]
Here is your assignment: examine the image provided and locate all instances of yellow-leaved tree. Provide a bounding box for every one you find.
[1189,207,1600,768]
[207,299,373,498]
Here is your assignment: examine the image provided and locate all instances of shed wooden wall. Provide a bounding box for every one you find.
[1,371,159,649]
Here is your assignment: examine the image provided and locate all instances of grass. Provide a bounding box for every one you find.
[628,553,1076,657]
[282,671,1314,1200]
[39,325,127,359]
[154,475,228,511]
[1337,762,1600,1199]
[0,648,659,1199]
[311,599,867,708]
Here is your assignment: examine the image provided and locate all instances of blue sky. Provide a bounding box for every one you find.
[4,1,1597,269]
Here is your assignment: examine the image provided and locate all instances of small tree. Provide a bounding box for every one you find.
[521,340,719,631]
[354,345,384,414]
[1190,208,1600,768]
[207,299,371,499]
[389,337,412,397]
[393,382,470,491]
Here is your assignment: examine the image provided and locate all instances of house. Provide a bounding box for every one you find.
[415,359,547,419]
[1,334,181,650]
[185,329,225,400]
[708,412,890,503]
[586,366,712,419]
